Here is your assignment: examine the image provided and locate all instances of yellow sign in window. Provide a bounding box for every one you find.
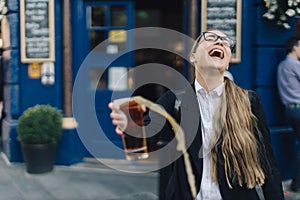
[108,30,126,43]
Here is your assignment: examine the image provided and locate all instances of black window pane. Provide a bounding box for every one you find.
[90,6,106,27]
[111,5,127,27]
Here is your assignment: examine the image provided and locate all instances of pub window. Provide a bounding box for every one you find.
[110,5,127,27]
[89,31,106,51]
[89,6,106,27]
[89,68,107,89]
[89,67,134,90]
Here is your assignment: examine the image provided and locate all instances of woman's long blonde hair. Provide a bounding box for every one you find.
[210,78,266,189]
[190,31,267,188]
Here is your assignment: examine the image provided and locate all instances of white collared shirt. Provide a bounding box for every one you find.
[195,80,223,200]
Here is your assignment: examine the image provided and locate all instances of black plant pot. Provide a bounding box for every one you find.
[21,143,57,174]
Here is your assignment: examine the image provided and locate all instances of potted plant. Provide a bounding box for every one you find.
[17,104,63,174]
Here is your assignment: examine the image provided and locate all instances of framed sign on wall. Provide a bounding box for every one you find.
[20,0,55,63]
[201,0,242,63]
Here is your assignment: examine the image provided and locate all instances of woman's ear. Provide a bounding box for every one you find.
[190,53,196,64]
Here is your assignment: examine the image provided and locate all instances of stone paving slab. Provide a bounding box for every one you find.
[0,153,158,200]
[107,192,158,200]
[282,180,300,200]
[1,152,300,200]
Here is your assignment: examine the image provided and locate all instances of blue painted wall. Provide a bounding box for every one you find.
[233,0,296,180]
[4,0,63,117]
[1,0,83,165]
[196,0,296,180]
[1,0,298,177]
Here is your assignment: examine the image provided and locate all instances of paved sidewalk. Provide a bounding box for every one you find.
[281,180,300,200]
[257,179,300,200]
[1,152,300,200]
[0,153,159,200]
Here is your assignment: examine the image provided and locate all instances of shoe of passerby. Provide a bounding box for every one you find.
[291,180,300,192]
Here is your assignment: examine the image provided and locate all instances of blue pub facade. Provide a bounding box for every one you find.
[0,0,298,180]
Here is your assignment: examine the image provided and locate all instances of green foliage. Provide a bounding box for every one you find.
[17,104,63,144]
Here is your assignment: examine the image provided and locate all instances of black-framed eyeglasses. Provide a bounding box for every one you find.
[200,31,235,50]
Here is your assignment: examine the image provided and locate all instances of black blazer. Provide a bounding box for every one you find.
[153,86,284,200]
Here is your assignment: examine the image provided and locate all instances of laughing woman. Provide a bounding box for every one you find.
[109,29,284,200]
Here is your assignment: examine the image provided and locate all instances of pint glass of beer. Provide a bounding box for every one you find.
[113,97,149,161]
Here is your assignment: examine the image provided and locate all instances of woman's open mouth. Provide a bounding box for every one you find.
[209,48,224,59]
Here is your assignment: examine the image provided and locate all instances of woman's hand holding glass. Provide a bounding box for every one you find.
[108,102,128,135]
[108,102,146,135]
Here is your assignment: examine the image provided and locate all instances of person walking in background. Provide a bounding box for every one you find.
[277,36,300,193]
[110,29,284,199]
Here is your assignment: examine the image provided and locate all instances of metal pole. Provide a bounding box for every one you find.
[189,0,198,81]
[62,0,72,117]
[190,0,198,39]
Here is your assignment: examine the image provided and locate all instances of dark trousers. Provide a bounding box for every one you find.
[286,106,300,187]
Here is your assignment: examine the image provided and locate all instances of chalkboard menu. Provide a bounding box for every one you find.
[201,0,241,63]
[20,0,55,63]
